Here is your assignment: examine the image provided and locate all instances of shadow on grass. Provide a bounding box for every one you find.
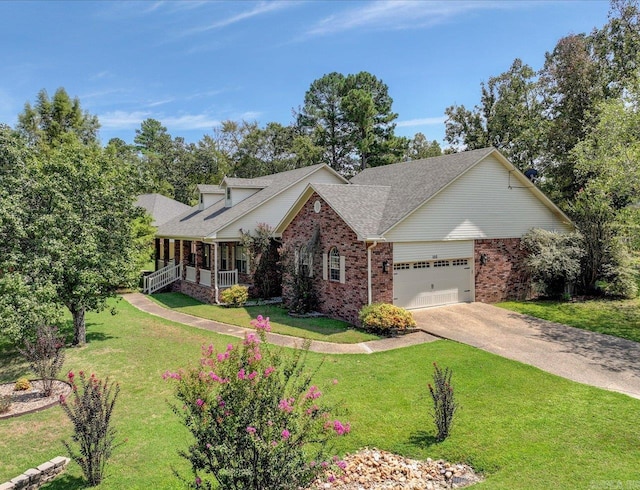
[86,331,117,343]
[408,430,438,448]
[43,473,86,489]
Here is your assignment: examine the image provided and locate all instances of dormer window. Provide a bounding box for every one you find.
[225,187,232,207]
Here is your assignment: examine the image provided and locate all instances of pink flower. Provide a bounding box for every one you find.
[237,368,246,380]
[248,371,258,380]
[332,420,351,436]
[264,366,275,377]
[196,399,204,407]
[281,429,290,439]
[244,333,259,346]
[278,398,295,413]
[251,315,272,332]
[332,379,338,385]
[328,475,336,482]
[337,460,347,469]
[306,386,322,399]
[226,343,234,352]
[195,476,202,486]
[246,426,256,434]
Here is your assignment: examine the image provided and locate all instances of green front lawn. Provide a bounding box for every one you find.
[148,292,379,344]
[1,298,639,489]
[497,297,640,343]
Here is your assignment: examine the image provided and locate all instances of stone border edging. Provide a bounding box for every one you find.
[0,381,72,420]
[0,456,70,490]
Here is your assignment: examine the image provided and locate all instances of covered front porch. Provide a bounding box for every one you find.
[149,238,251,301]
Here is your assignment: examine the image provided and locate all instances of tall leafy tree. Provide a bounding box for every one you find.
[297,71,403,174]
[445,59,543,171]
[403,133,442,160]
[570,93,640,297]
[17,88,100,148]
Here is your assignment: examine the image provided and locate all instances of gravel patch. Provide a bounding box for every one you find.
[309,448,483,489]
[0,380,71,419]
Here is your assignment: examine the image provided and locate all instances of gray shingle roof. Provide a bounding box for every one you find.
[311,184,391,239]
[223,176,273,188]
[349,147,496,234]
[196,184,224,194]
[157,164,332,239]
[135,194,192,227]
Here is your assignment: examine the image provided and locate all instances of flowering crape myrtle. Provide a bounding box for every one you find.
[165,315,350,490]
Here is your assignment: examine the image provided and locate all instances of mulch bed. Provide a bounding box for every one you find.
[0,380,71,419]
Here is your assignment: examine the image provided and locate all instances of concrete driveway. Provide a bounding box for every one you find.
[412,302,640,400]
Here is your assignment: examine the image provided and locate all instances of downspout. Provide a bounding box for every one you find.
[213,242,220,304]
[367,241,378,305]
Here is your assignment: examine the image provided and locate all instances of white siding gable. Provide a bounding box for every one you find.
[202,192,224,209]
[386,155,572,242]
[217,167,345,239]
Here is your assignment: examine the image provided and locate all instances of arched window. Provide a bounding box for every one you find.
[329,247,340,282]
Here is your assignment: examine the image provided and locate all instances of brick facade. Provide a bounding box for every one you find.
[282,193,393,325]
[474,238,531,303]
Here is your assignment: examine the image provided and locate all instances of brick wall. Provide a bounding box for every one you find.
[474,238,531,303]
[172,279,218,303]
[282,193,393,325]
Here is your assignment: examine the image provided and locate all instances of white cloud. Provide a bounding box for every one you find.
[146,98,175,108]
[163,114,221,130]
[100,110,221,131]
[99,110,152,129]
[306,0,522,37]
[184,1,293,35]
[396,116,447,128]
[238,111,262,121]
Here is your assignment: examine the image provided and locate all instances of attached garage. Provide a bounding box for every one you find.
[392,241,474,309]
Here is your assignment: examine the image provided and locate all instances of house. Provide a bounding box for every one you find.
[274,148,573,325]
[147,164,347,302]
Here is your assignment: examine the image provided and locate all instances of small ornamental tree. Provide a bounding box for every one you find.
[60,371,121,487]
[19,324,65,397]
[428,363,458,442]
[165,315,349,490]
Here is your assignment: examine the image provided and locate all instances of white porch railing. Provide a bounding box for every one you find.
[143,260,182,294]
[219,270,238,288]
[185,266,197,283]
[200,269,212,287]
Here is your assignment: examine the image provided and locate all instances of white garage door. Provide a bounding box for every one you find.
[393,242,473,309]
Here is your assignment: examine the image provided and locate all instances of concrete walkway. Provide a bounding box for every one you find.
[122,293,439,354]
[124,293,640,399]
[413,302,640,400]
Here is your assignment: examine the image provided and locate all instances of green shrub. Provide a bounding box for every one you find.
[220,285,249,307]
[358,303,416,334]
[0,395,11,413]
[521,228,584,298]
[14,377,31,391]
[164,316,349,489]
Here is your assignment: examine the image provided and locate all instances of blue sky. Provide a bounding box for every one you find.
[0,1,610,146]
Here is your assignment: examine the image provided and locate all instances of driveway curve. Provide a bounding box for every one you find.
[412,302,640,400]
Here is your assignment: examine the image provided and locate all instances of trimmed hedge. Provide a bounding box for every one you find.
[358,303,416,334]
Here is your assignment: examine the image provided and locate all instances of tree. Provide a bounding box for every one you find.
[6,91,147,345]
[297,71,403,175]
[569,93,640,297]
[0,125,61,343]
[445,59,544,171]
[538,34,604,203]
[32,139,143,344]
[404,133,442,160]
[17,88,100,148]
[592,0,640,96]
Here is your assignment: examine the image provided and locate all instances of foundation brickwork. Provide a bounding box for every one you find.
[474,238,531,303]
[282,193,393,326]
